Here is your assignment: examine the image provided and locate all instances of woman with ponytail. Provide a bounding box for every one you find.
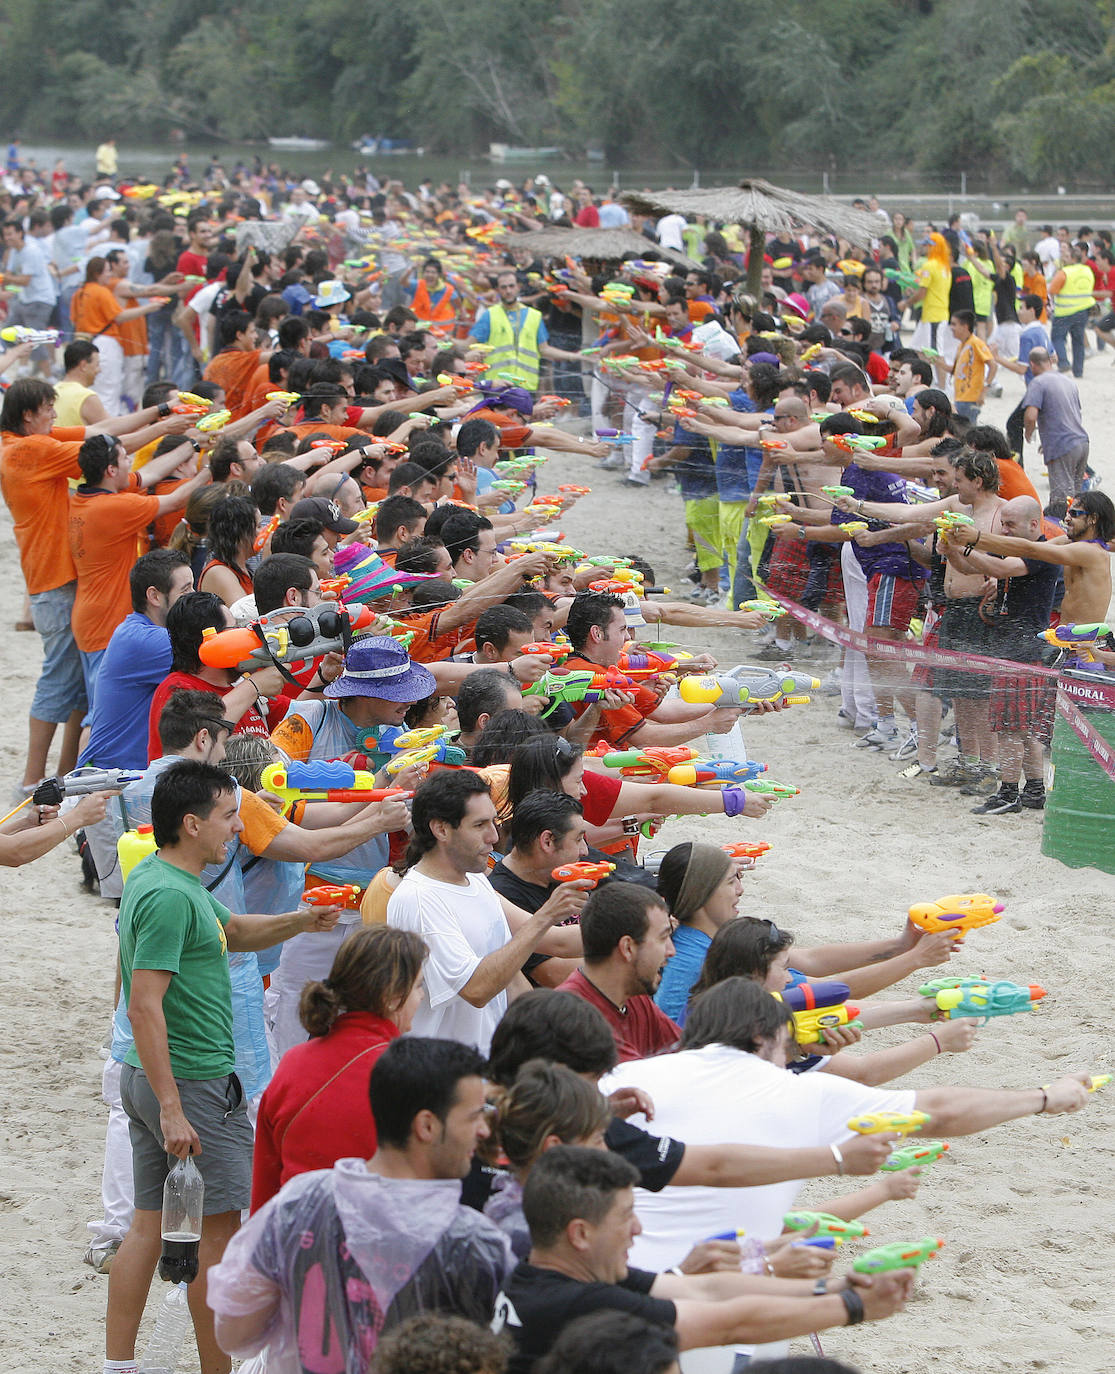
[483,1060,611,1258]
[250,925,427,1211]
[652,842,743,1023]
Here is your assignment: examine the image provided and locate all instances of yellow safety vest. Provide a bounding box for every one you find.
[482,304,542,389]
[1054,262,1096,315]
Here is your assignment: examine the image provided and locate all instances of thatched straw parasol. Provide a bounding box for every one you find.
[620,178,882,293]
[502,226,701,270]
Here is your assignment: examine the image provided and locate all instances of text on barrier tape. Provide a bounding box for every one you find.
[1056,691,1115,785]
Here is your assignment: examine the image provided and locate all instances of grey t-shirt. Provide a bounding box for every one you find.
[1022,371,1088,459]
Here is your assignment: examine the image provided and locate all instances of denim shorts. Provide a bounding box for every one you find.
[29,582,87,723]
[120,1064,253,1214]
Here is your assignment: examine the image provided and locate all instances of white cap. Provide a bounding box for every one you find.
[92,184,121,200]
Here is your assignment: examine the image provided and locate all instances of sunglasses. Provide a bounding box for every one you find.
[200,717,237,738]
[1066,508,1087,518]
[765,918,782,947]
[553,736,578,762]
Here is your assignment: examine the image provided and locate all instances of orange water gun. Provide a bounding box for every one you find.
[253,513,280,554]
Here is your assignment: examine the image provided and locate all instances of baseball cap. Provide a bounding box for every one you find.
[288,497,359,535]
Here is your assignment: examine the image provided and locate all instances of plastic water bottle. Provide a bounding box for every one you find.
[139,1281,191,1374]
[158,1155,203,1284]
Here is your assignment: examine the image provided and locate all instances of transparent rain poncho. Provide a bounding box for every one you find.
[207,1159,513,1373]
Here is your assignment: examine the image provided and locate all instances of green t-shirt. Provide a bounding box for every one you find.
[119,853,235,1080]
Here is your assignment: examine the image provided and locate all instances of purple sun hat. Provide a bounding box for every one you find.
[323,635,436,702]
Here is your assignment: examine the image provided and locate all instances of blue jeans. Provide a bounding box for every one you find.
[955,401,981,423]
[146,308,196,389]
[29,582,87,723]
[1051,308,1089,378]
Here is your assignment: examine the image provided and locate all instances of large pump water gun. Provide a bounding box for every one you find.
[260,761,412,805]
[198,603,378,685]
[678,670,820,711]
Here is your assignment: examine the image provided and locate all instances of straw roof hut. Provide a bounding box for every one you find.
[621,178,882,292]
[501,226,700,269]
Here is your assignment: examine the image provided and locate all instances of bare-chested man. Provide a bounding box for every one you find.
[937,496,1060,813]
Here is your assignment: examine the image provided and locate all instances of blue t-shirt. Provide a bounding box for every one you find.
[655,924,711,1023]
[834,463,927,582]
[79,613,173,771]
[676,449,718,501]
[1018,322,1052,384]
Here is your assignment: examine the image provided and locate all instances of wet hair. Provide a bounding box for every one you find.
[369,1038,488,1150]
[488,989,619,1084]
[403,768,491,869]
[490,1060,610,1170]
[129,548,190,614]
[681,977,795,1053]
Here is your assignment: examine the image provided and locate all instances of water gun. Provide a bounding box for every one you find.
[907,893,1003,942]
[582,555,634,570]
[558,483,591,496]
[436,372,477,396]
[601,281,636,305]
[760,514,795,528]
[758,437,789,452]
[538,394,572,408]
[779,981,861,1046]
[599,744,698,777]
[678,670,821,709]
[260,761,412,805]
[510,542,582,563]
[884,267,920,291]
[491,479,526,496]
[382,724,467,773]
[253,513,280,554]
[0,325,59,346]
[318,574,351,599]
[551,861,615,888]
[519,641,570,666]
[853,1237,944,1274]
[265,390,300,406]
[31,768,142,807]
[199,602,377,682]
[737,599,787,619]
[595,429,636,444]
[310,438,348,453]
[822,485,856,500]
[881,1140,949,1173]
[918,977,1045,1021]
[847,1110,930,1137]
[783,1212,868,1245]
[524,669,656,718]
[800,343,823,363]
[933,510,975,535]
[670,758,770,788]
[846,409,880,424]
[1037,621,1113,664]
[171,393,211,415]
[1086,1075,1112,1092]
[831,433,888,453]
[616,648,679,678]
[196,408,231,433]
[838,521,869,536]
[302,883,362,909]
[722,840,772,860]
[744,779,800,799]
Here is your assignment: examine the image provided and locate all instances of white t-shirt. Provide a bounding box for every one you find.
[603,1044,916,1367]
[656,214,688,252]
[387,868,511,1053]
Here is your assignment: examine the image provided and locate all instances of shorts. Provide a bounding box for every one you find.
[764,532,811,600]
[910,620,940,689]
[120,1064,252,1214]
[933,596,992,700]
[865,574,920,634]
[29,581,87,723]
[685,496,722,572]
[990,670,1056,743]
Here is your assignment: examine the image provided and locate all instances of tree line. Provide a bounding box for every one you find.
[3,0,1114,185]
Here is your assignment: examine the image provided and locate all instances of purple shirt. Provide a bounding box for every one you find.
[834,462,928,582]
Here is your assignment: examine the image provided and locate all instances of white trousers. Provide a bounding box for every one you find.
[840,542,877,728]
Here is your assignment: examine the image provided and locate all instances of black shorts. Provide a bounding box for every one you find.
[932,596,993,700]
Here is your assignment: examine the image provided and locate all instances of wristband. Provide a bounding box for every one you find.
[839,1286,865,1325]
[1037,1088,1048,1115]
[829,1142,845,1176]
[928,1031,942,1055]
[158,401,172,418]
[720,785,746,819]
[507,663,520,684]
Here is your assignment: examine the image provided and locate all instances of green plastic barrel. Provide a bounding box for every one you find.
[1042,700,1115,874]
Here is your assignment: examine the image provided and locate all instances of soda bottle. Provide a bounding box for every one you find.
[159,1155,203,1284]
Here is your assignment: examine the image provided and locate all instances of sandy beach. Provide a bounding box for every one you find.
[2,353,1113,1374]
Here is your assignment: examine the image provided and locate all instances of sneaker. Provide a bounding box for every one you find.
[818,668,843,696]
[623,473,650,487]
[836,709,861,729]
[960,765,1000,796]
[753,643,794,662]
[971,789,1022,814]
[889,725,919,761]
[929,760,979,787]
[83,1241,119,1274]
[597,454,625,471]
[1020,780,1047,809]
[854,724,901,750]
[899,761,937,780]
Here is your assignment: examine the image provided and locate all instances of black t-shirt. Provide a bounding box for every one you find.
[605,1117,685,1191]
[993,273,1019,324]
[489,860,553,981]
[985,549,1058,662]
[949,265,974,315]
[495,1262,676,1374]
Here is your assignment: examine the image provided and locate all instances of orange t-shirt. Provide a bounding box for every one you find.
[283,422,361,446]
[68,485,160,651]
[115,290,147,357]
[71,282,122,340]
[149,477,191,547]
[238,787,288,854]
[0,426,85,594]
[204,348,265,421]
[995,459,1040,503]
[394,606,473,663]
[242,361,273,417]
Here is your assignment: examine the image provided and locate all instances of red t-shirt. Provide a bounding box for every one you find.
[147,670,270,761]
[575,205,601,228]
[558,968,679,1063]
[250,1010,399,1212]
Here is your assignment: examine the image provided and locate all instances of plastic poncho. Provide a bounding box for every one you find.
[207,1160,514,1373]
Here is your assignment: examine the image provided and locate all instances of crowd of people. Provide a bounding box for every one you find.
[0,145,1111,1374]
